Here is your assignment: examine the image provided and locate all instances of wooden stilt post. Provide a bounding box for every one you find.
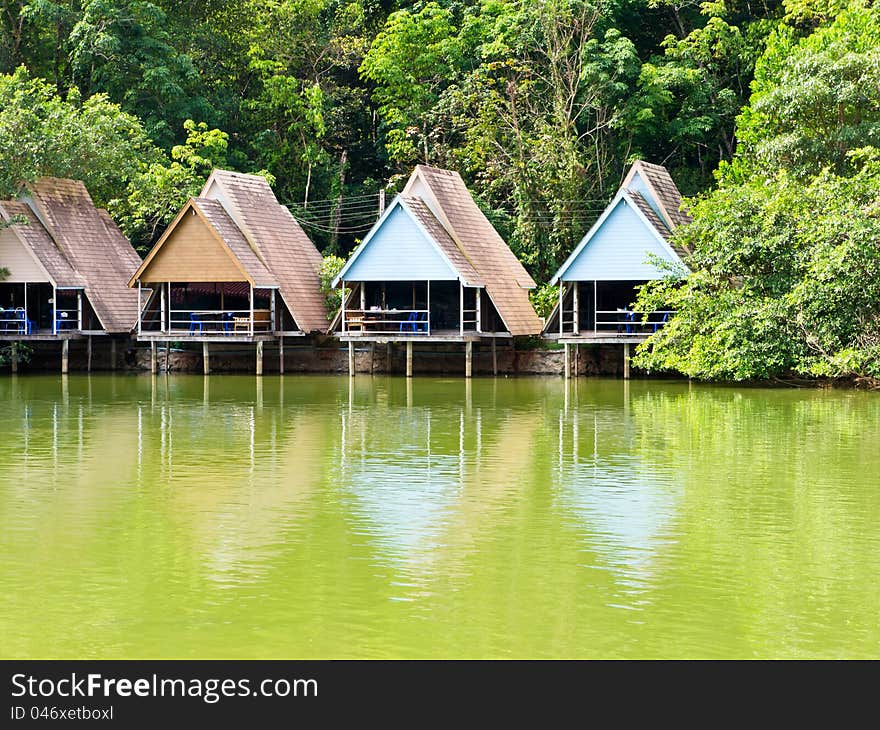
[406,340,413,378]
[574,344,579,377]
[348,341,355,377]
[203,341,210,375]
[164,342,170,372]
[370,342,375,375]
[465,340,473,378]
[256,340,264,376]
[11,342,18,373]
[150,341,157,374]
[86,335,92,372]
[563,342,570,379]
[279,336,284,375]
[623,342,630,380]
[61,339,69,374]
[386,342,392,373]
[492,337,497,376]
[110,338,117,371]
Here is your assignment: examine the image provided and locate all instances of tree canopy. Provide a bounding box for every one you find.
[634,1,880,383]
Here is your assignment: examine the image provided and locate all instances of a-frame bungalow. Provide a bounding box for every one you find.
[331,165,543,377]
[543,160,691,377]
[0,178,143,372]
[128,169,327,374]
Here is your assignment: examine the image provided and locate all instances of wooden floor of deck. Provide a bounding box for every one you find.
[546,331,651,345]
[337,329,512,344]
[136,331,304,343]
[0,331,100,341]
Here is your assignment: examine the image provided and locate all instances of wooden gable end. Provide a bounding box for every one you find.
[138,208,247,284]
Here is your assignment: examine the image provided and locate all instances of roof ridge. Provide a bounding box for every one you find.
[404,192,485,281]
[201,177,274,270]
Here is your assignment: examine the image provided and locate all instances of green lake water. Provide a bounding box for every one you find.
[1,374,878,658]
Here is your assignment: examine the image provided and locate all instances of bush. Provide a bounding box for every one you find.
[529,282,561,321]
[319,255,346,319]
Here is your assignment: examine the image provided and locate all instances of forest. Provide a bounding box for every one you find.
[1,0,878,382]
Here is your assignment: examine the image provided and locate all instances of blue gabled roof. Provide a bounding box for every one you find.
[332,197,474,285]
[551,189,688,283]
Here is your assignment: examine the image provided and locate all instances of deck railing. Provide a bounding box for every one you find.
[0,309,31,335]
[594,309,674,334]
[164,309,273,336]
[344,308,431,335]
[54,308,80,332]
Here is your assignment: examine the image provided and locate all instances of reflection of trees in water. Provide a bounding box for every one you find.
[624,386,880,655]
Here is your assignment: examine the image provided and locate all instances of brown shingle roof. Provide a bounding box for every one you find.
[404,165,542,336]
[202,170,328,333]
[193,198,279,288]
[400,196,484,287]
[627,190,690,259]
[624,160,692,229]
[8,179,142,332]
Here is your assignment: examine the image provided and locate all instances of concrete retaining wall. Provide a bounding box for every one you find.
[9,338,634,377]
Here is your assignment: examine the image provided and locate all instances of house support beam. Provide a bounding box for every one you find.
[203,341,210,376]
[256,340,264,376]
[61,339,69,375]
[492,338,498,376]
[623,342,630,380]
[465,340,473,378]
[370,343,375,374]
[164,343,170,372]
[86,335,92,372]
[11,343,18,373]
[386,343,392,373]
[279,336,284,375]
[563,342,570,379]
[150,341,157,374]
[348,341,355,377]
[406,341,413,378]
[110,339,116,371]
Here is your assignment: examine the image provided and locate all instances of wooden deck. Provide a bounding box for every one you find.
[136,330,303,344]
[545,330,651,345]
[337,328,512,344]
[0,330,101,341]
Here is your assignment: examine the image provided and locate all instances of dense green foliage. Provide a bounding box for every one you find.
[1,0,877,381]
[0,0,783,267]
[635,1,880,383]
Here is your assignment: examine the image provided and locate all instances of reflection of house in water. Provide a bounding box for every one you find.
[0,378,143,536]
[339,380,543,577]
[140,377,333,580]
[340,388,462,564]
[555,399,682,589]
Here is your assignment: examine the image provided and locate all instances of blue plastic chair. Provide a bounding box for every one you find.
[189,312,203,334]
[222,312,232,334]
[653,312,669,332]
[624,311,635,334]
[400,311,421,333]
[56,312,72,332]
